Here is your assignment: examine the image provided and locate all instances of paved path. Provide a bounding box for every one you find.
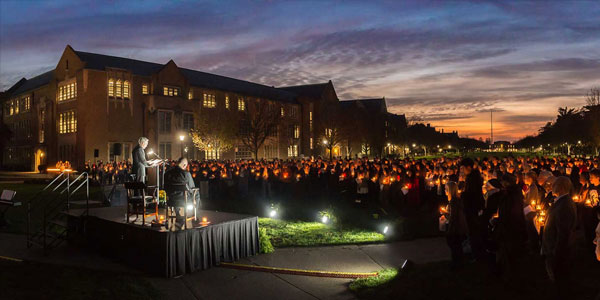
[0,233,449,300]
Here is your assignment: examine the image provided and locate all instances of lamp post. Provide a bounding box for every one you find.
[179,135,185,158]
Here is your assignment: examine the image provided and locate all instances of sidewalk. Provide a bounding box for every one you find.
[0,232,449,300]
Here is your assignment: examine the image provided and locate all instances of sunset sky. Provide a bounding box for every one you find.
[1,1,599,141]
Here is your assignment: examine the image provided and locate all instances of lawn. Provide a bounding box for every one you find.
[258,217,385,249]
[351,250,600,300]
[0,259,161,300]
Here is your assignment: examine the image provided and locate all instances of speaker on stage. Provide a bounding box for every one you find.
[113,143,122,156]
[94,149,99,158]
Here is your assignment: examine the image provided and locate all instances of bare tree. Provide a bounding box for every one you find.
[238,99,282,160]
[586,87,600,107]
[318,103,346,160]
[190,109,237,159]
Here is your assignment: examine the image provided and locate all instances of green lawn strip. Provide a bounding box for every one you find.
[352,251,600,300]
[349,268,398,293]
[0,259,162,300]
[259,218,385,248]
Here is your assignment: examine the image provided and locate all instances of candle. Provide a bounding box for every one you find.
[202,217,208,223]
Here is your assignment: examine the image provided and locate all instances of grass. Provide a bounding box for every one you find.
[351,250,600,300]
[349,268,398,293]
[0,259,162,300]
[258,217,385,248]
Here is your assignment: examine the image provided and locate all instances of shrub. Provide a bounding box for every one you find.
[259,227,274,254]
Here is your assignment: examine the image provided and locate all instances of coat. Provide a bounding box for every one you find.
[448,196,469,236]
[164,166,196,207]
[462,170,485,216]
[541,195,577,261]
[132,145,150,182]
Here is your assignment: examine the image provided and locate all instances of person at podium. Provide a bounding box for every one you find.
[132,137,154,183]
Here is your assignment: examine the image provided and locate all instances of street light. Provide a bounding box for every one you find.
[323,139,328,145]
[179,135,185,157]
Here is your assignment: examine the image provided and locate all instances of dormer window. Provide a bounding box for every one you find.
[142,84,149,95]
[203,93,216,108]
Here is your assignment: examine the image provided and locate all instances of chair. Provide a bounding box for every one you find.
[164,184,198,230]
[124,182,158,226]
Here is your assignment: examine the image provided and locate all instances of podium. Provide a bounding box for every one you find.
[147,159,166,200]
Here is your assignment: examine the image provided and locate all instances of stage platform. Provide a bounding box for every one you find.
[67,206,259,277]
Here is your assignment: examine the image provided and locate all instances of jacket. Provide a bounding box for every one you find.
[541,195,577,260]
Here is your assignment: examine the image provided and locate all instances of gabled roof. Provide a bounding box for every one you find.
[278,82,330,99]
[74,50,164,76]
[73,49,297,104]
[11,70,54,97]
[341,98,387,113]
[180,68,297,103]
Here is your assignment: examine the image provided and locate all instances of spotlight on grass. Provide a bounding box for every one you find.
[383,225,389,234]
[321,215,329,224]
[269,209,277,217]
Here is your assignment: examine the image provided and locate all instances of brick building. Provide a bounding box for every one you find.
[1,45,405,171]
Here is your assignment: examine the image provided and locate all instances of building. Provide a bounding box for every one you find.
[1,45,405,171]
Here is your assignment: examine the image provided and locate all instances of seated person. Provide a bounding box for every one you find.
[164,158,200,222]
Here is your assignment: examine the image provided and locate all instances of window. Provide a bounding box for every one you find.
[238,98,245,111]
[309,111,313,132]
[294,125,300,139]
[310,137,314,149]
[108,79,115,97]
[158,111,172,134]
[123,81,130,99]
[115,80,122,98]
[14,99,19,114]
[235,146,251,159]
[188,90,193,100]
[163,86,180,96]
[39,109,45,143]
[159,142,172,160]
[142,84,149,95]
[287,145,298,157]
[290,106,298,119]
[205,149,220,160]
[268,126,277,138]
[22,96,31,112]
[183,113,194,130]
[58,82,77,102]
[264,145,277,159]
[58,110,77,134]
[203,93,216,108]
[225,95,230,109]
[281,107,285,116]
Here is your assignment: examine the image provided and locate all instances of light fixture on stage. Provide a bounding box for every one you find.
[383,225,390,234]
[148,149,154,155]
[321,215,328,224]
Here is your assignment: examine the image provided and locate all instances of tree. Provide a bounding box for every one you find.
[585,87,600,155]
[317,103,346,160]
[238,99,282,160]
[190,109,237,160]
[586,87,600,107]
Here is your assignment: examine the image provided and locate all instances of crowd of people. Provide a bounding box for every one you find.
[85,154,600,296]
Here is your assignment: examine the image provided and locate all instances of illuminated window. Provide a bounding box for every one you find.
[294,125,300,139]
[281,107,285,117]
[310,137,314,149]
[115,80,122,98]
[14,99,19,114]
[235,146,251,159]
[39,109,45,143]
[123,81,130,99]
[188,90,193,100]
[108,79,114,97]
[309,111,313,132]
[142,84,149,95]
[58,110,77,134]
[205,149,220,160]
[225,95,230,109]
[287,145,298,157]
[163,86,180,96]
[9,100,14,115]
[238,98,245,111]
[57,82,77,102]
[203,93,216,108]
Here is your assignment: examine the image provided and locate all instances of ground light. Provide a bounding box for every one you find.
[382,225,390,235]
[321,215,329,223]
[269,209,277,217]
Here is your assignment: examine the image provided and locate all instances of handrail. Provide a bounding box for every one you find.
[43,173,64,191]
[61,172,85,194]
[52,177,69,192]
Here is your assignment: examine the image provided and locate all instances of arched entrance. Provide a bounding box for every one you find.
[34,149,45,172]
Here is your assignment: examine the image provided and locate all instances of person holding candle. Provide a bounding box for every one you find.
[541,176,577,299]
[441,181,469,270]
[460,158,485,261]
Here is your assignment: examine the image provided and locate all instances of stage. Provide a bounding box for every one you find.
[67,206,259,277]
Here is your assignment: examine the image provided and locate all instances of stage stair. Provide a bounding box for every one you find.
[26,171,91,255]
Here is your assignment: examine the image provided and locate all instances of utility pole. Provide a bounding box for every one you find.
[490,109,493,150]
